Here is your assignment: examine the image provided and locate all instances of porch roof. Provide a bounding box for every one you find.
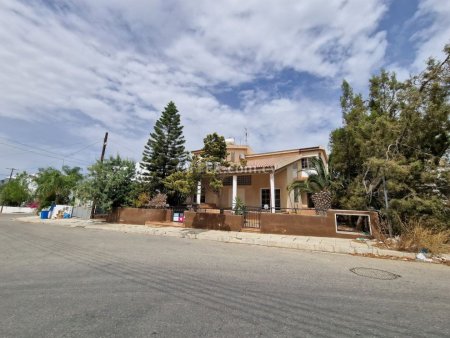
[219,155,301,174]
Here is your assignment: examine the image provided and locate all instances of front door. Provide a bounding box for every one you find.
[261,189,280,210]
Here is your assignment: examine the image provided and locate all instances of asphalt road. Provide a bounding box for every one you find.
[0,215,449,337]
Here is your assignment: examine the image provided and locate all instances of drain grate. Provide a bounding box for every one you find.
[350,267,401,280]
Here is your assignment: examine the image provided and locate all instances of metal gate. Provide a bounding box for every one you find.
[72,206,92,219]
[243,207,261,228]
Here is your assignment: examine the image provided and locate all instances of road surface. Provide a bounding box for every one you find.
[1,214,449,337]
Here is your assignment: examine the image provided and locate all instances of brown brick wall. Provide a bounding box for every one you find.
[260,210,377,239]
[184,211,243,232]
[107,207,170,225]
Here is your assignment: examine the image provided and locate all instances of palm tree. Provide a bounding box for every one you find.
[288,157,332,215]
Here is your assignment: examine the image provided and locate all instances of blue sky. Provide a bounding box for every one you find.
[0,0,449,176]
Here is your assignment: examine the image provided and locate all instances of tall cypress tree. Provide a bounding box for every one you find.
[140,101,187,194]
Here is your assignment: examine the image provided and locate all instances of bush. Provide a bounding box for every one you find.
[134,192,150,208]
[148,193,168,208]
[233,196,246,215]
[396,219,450,255]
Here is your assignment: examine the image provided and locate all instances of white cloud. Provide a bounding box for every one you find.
[412,0,450,69]
[388,0,450,78]
[0,0,392,170]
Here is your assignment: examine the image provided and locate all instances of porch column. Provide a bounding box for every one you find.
[270,171,275,213]
[232,175,237,210]
[196,181,201,205]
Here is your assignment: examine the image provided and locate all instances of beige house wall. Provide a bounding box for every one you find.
[286,161,310,209]
[203,169,294,209]
[199,147,327,210]
[202,161,312,210]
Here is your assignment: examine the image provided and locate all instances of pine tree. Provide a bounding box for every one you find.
[329,44,450,232]
[140,101,187,194]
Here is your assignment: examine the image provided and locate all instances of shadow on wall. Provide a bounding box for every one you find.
[107,207,172,225]
[184,211,243,232]
[184,209,378,239]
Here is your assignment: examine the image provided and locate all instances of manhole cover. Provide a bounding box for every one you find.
[349,267,400,280]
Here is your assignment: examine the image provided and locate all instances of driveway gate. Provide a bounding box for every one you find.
[243,207,261,228]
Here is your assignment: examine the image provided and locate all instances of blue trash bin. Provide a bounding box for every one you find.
[40,210,49,219]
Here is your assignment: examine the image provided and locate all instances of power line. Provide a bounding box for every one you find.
[0,137,96,164]
[67,141,102,156]
[0,141,91,166]
[0,136,73,158]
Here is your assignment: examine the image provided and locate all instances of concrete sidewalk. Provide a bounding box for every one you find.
[14,216,449,262]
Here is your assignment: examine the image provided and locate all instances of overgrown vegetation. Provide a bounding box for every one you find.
[77,155,136,212]
[391,219,450,255]
[0,172,31,206]
[330,44,450,234]
[34,166,83,208]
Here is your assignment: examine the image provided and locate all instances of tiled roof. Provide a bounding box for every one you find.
[245,155,301,169]
[219,155,302,174]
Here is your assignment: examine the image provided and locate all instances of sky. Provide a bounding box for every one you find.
[0,0,449,177]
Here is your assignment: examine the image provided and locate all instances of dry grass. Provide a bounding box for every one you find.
[396,220,450,255]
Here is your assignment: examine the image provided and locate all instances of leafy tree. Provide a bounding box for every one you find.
[202,132,228,165]
[163,155,202,203]
[0,172,30,206]
[34,166,83,208]
[201,132,228,192]
[163,133,229,203]
[77,155,136,212]
[140,101,187,195]
[329,44,450,232]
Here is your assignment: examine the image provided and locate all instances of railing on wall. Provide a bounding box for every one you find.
[191,206,322,229]
[242,207,262,228]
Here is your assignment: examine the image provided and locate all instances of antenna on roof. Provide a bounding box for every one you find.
[244,128,248,145]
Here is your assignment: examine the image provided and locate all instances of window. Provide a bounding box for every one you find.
[301,158,309,169]
[261,189,280,209]
[223,176,252,186]
[301,157,318,169]
[223,177,232,186]
[230,152,235,162]
[335,214,371,234]
[238,175,251,185]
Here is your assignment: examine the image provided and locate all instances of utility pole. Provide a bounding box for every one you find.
[0,167,17,214]
[91,132,108,219]
[100,132,108,162]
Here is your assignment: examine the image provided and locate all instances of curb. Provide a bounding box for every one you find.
[14,216,448,262]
